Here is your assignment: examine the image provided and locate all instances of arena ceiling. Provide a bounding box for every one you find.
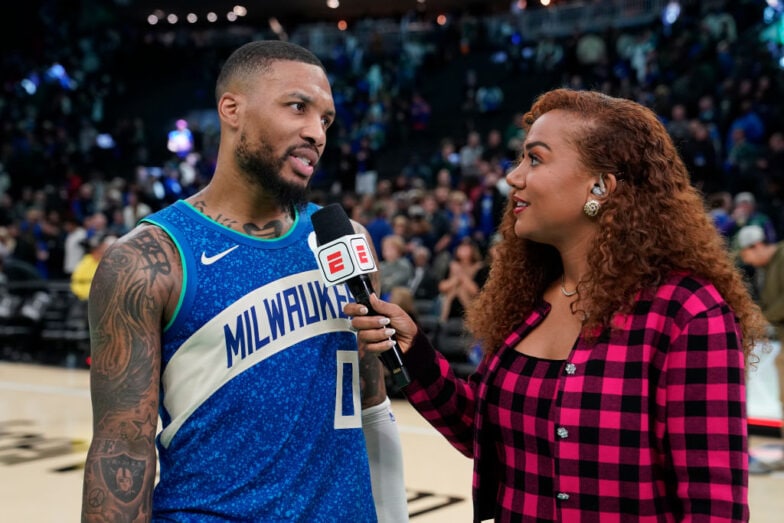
[121,0,515,24]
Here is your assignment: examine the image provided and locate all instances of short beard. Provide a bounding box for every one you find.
[234,133,310,217]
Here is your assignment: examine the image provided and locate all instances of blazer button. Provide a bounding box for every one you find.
[565,363,576,375]
[556,426,569,439]
[556,492,570,501]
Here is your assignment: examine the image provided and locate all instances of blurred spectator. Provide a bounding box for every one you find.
[503,112,526,159]
[122,189,152,230]
[726,99,765,153]
[70,182,97,224]
[429,139,460,189]
[334,141,358,194]
[682,119,722,193]
[475,84,504,114]
[167,118,194,159]
[70,233,117,301]
[365,201,393,260]
[725,127,762,195]
[409,91,432,136]
[14,208,50,279]
[707,191,737,239]
[535,37,564,74]
[736,224,784,459]
[444,189,474,253]
[420,192,452,271]
[471,168,506,252]
[406,204,433,249]
[480,128,507,166]
[399,153,433,188]
[731,192,776,247]
[0,228,42,287]
[459,131,484,180]
[390,213,412,245]
[388,286,418,323]
[379,234,413,299]
[62,216,87,277]
[408,244,439,301]
[665,103,691,147]
[0,238,49,325]
[436,238,488,323]
[758,131,784,207]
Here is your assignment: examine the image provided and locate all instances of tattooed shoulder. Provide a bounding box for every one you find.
[90,226,180,324]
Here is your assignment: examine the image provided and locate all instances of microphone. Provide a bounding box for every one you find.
[311,203,411,388]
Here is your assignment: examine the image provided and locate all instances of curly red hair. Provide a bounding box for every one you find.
[466,88,766,364]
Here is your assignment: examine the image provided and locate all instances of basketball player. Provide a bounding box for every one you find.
[81,40,407,522]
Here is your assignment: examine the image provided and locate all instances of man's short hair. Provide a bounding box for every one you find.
[215,40,325,102]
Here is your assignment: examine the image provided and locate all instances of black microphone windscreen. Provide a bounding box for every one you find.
[311,203,355,245]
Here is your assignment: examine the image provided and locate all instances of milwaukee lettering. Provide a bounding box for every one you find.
[223,279,353,368]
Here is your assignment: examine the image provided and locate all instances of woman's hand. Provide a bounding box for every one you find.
[344,294,418,355]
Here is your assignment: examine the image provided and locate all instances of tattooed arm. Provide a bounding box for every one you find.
[351,220,387,409]
[360,268,387,408]
[81,226,180,523]
[352,221,409,521]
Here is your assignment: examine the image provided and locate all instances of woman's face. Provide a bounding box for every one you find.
[505,110,597,247]
[455,243,475,263]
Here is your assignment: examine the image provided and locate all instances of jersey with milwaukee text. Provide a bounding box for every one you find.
[141,200,376,522]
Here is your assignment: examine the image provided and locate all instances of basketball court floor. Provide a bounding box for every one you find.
[1,360,782,522]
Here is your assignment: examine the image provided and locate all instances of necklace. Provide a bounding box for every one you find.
[560,275,578,297]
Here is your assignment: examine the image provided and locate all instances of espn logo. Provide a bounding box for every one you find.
[315,233,377,285]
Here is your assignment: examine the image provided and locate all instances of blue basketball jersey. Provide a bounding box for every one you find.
[142,201,376,522]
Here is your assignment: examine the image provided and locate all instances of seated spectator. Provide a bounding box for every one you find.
[70,233,117,301]
[0,236,49,323]
[379,234,413,299]
[437,238,488,323]
[62,217,87,278]
[408,244,440,301]
[706,191,736,239]
[731,192,776,247]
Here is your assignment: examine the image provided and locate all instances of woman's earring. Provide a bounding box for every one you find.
[591,185,605,196]
[583,199,601,217]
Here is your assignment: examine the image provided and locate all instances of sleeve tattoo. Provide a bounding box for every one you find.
[81,228,176,523]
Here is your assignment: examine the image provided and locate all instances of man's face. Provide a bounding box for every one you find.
[740,243,765,267]
[231,60,335,209]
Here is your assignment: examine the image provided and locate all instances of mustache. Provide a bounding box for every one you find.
[285,143,320,166]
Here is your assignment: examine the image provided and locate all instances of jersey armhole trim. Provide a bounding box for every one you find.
[140,218,189,333]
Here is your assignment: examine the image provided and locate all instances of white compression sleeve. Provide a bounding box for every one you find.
[362,397,409,522]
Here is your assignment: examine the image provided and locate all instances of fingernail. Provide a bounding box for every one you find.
[379,317,390,326]
[384,328,395,337]
[359,306,368,315]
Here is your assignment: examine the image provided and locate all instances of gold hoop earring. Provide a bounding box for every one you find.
[583,199,601,217]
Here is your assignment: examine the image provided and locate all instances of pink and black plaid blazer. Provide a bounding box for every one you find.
[403,273,749,522]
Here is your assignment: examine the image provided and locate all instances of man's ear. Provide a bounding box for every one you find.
[218,92,241,128]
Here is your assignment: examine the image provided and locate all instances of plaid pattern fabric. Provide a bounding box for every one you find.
[403,274,749,522]
[487,350,565,522]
